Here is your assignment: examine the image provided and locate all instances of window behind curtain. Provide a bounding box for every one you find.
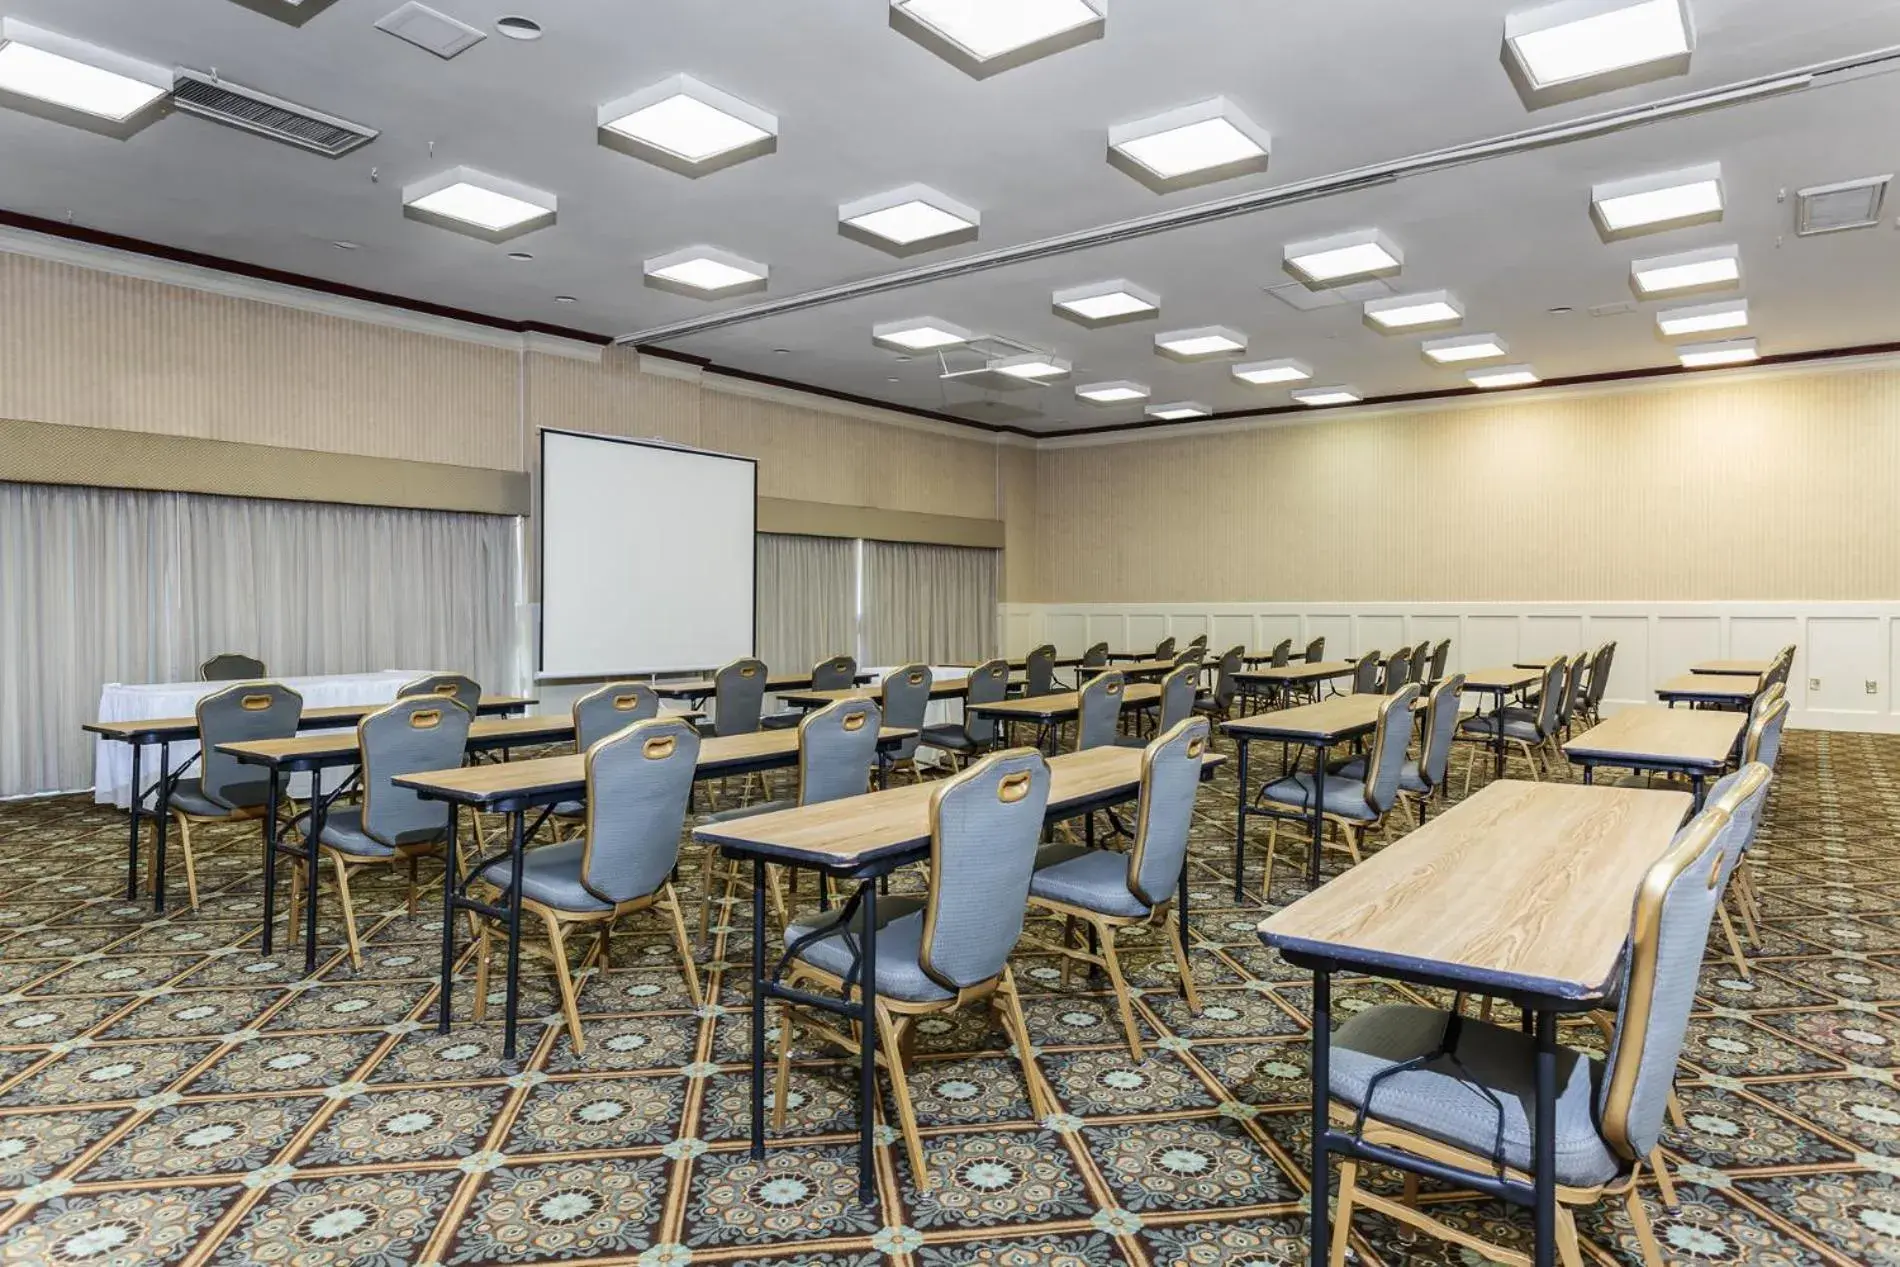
[861,540,999,666]
[754,533,856,673]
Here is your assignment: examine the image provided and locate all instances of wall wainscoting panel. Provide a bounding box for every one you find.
[1000,601,1900,733]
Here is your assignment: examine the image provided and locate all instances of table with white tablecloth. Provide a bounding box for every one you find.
[93,670,432,807]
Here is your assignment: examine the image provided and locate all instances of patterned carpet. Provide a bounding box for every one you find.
[1,728,1896,1265]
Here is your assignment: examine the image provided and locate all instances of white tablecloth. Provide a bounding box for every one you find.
[93,670,430,808]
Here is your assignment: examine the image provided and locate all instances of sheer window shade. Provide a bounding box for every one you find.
[754,533,855,674]
[0,481,520,797]
[862,540,999,666]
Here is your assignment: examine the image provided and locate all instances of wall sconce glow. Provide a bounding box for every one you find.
[1655,298,1747,338]
[1467,365,1541,388]
[1291,386,1362,407]
[1232,358,1312,385]
[642,245,769,297]
[1076,380,1150,404]
[988,354,1071,381]
[1108,96,1270,191]
[1145,401,1209,421]
[402,167,557,240]
[1053,280,1159,326]
[1282,229,1403,285]
[1591,162,1723,235]
[0,19,169,122]
[1677,337,1757,368]
[1154,325,1247,361]
[1504,0,1693,91]
[872,318,973,351]
[1630,243,1739,296]
[890,0,1105,74]
[597,74,777,174]
[1364,290,1463,331]
[1422,334,1508,364]
[839,184,979,253]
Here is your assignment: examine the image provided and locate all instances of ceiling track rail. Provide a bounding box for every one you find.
[618,44,1900,348]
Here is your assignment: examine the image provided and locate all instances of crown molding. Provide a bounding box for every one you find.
[699,367,1037,448]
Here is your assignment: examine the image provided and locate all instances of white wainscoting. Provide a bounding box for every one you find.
[999,602,1900,734]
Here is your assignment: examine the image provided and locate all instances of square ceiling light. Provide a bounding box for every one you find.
[872,317,973,351]
[1154,325,1247,362]
[839,184,979,255]
[1364,290,1463,332]
[1468,365,1541,388]
[0,19,169,126]
[643,245,769,298]
[1504,0,1693,97]
[1053,280,1159,327]
[1292,386,1362,407]
[890,0,1105,77]
[1422,334,1508,364]
[1232,358,1312,385]
[1656,298,1747,338]
[1678,337,1757,368]
[1076,380,1150,404]
[402,166,556,241]
[1591,163,1723,237]
[598,74,777,176]
[1108,97,1270,192]
[988,353,1071,382]
[1630,243,1739,297]
[1283,229,1404,286]
[1145,401,1209,421]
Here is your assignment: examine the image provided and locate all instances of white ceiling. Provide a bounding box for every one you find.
[3,0,1899,433]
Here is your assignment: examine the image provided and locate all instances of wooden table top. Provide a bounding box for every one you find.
[1460,666,1543,693]
[776,678,1017,708]
[1513,656,1564,670]
[1221,692,1415,743]
[1656,672,1760,701]
[693,746,1226,870]
[1234,660,1358,685]
[1563,706,1744,772]
[650,672,874,699]
[947,656,1084,670]
[217,711,704,768]
[85,695,535,742]
[1259,780,1694,1002]
[968,682,1163,721]
[1112,658,1197,678]
[1692,659,1772,676]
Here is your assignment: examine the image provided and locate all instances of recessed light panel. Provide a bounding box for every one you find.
[0,19,169,122]
[402,167,556,239]
[643,245,768,297]
[1656,299,1747,338]
[840,184,979,252]
[1232,358,1312,385]
[1283,229,1403,285]
[1468,365,1541,388]
[1108,97,1270,190]
[1154,325,1247,361]
[1591,163,1723,235]
[1678,337,1758,368]
[598,74,777,173]
[1077,380,1150,404]
[989,354,1071,381]
[1365,290,1463,331]
[891,0,1104,67]
[872,318,973,351]
[1292,386,1362,407]
[1505,0,1693,90]
[1053,280,1159,326]
[1422,334,1508,364]
[1631,244,1740,296]
[1146,401,1209,421]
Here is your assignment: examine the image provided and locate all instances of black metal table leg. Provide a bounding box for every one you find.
[1581,763,1594,786]
[1309,743,1329,888]
[1492,690,1507,782]
[153,740,172,911]
[1233,737,1251,902]
[1309,969,1332,1267]
[1690,772,1706,811]
[125,741,143,900]
[750,856,768,1160]
[261,771,281,954]
[1533,1006,1556,1267]
[438,806,459,1033]
[857,879,880,1205]
[302,774,325,974]
[1176,855,1192,971]
[502,807,526,1060]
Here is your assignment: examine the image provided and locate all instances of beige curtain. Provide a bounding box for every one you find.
[755,533,855,674]
[862,540,998,666]
[0,480,520,797]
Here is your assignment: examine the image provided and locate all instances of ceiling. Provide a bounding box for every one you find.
[3,0,1899,434]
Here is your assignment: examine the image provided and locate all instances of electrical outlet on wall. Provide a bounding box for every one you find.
[1869,681,1881,695]
[1810,677,1822,691]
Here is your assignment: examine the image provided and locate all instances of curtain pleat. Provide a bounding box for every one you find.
[754,533,855,674]
[862,540,998,666]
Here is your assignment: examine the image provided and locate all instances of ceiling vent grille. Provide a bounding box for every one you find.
[1795,175,1891,236]
[171,69,378,157]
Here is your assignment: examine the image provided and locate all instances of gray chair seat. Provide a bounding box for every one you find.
[760,710,803,731]
[784,895,952,1004]
[1028,843,1150,918]
[1459,715,1545,743]
[920,722,982,753]
[550,799,586,818]
[1258,772,1377,821]
[1330,756,1429,796]
[292,807,396,858]
[170,777,266,817]
[1330,1003,1621,1188]
[700,798,794,824]
[477,839,611,913]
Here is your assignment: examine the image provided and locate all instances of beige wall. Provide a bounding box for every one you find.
[1034,364,1900,604]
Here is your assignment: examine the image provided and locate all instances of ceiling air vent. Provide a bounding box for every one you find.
[1795,175,1891,236]
[1266,278,1394,313]
[171,68,378,157]
[375,3,486,58]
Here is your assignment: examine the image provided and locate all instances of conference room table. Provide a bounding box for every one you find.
[772,677,1021,709]
[650,669,877,706]
[1459,665,1544,780]
[1563,706,1744,809]
[391,726,914,1060]
[1692,658,1773,675]
[692,744,1226,1205]
[1259,779,1694,1267]
[967,682,1163,753]
[84,693,534,913]
[1655,671,1761,709]
[1233,659,1357,711]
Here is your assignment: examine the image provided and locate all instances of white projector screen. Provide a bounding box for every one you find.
[539,429,757,677]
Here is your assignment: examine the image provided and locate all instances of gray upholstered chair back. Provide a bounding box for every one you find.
[199,653,266,681]
[1352,652,1382,694]
[1188,634,1208,650]
[1026,644,1058,697]
[1418,674,1466,791]
[359,695,473,848]
[1304,636,1326,663]
[580,717,701,905]
[1552,654,1583,729]
[1158,664,1198,731]
[1173,646,1205,669]
[920,748,1051,992]
[1532,656,1565,735]
[399,673,482,717]
[797,697,882,805]
[1381,647,1413,693]
[1408,646,1429,684]
[196,682,303,810]
[1745,698,1789,769]
[1590,642,1616,705]
[811,654,858,691]
[1749,680,1786,726]
[962,658,1012,745]
[1270,638,1293,668]
[1128,718,1209,906]
[1596,802,1735,1163]
[1702,763,1773,888]
[1212,645,1244,707]
[880,664,934,760]
[1082,642,1110,670]
[1153,636,1176,660]
[573,683,659,751]
[711,658,768,736]
[1075,671,1126,752]
[1361,684,1421,814]
[1428,638,1451,683]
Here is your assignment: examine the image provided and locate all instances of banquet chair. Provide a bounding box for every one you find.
[1025,644,1059,697]
[1458,656,1566,793]
[399,673,482,717]
[1727,697,1789,951]
[921,658,1010,770]
[198,653,267,681]
[1194,644,1245,723]
[1128,662,1198,745]
[879,663,934,784]
[1075,670,1126,752]
[1331,674,1465,826]
[1351,651,1383,695]
[1425,638,1451,686]
[764,654,857,730]
[1153,636,1176,660]
[168,682,303,910]
[1270,638,1294,668]
[1381,646,1414,694]
[1304,635,1326,663]
[551,683,661,821]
